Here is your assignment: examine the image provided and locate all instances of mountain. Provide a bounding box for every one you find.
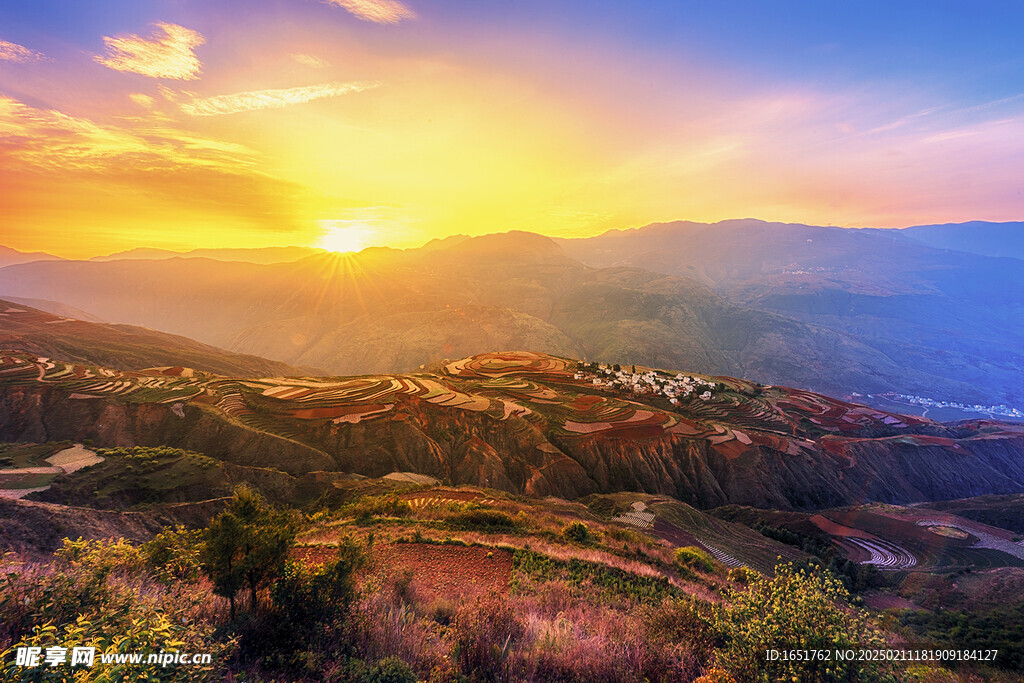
[0,245,63,269]
[2,349,1022,510]
[556,219,1024,407]
[91,245,328,264]
[0,299,313,377]
[901,221,1024,261]
[0,232,979,403]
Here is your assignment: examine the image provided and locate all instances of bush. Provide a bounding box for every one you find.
[143,525,205,583]
[674,546,717,574]
[0,541,229,682]
[561,521,591,544]
[349,497,412,521]
[201,485,299,618]
[726,567,756,586]
[339,656,418,683]
[715,563,893,682]
[448,509,519,531]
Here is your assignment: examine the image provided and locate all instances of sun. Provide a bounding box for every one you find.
[316,223,371,253]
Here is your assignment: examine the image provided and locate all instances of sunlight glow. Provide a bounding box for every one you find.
[316,222,373,253]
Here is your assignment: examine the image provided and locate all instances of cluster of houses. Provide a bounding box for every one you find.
[881,392,1024,420]
[572,363,716,404]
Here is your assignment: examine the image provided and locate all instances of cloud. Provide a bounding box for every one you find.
[177,81,380,116]
[0,39,45,62]
[0,94,258,175]
[0,94,310,230]
[326,0,416,24]
[291,53,330,68]
[128,93,156,109]
[95,22,205,80]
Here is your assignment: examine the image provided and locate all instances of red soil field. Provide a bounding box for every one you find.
[375,543,513,601]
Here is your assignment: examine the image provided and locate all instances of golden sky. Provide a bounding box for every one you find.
[2,1,1024,258]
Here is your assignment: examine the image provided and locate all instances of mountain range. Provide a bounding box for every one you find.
[1,220,1021,413]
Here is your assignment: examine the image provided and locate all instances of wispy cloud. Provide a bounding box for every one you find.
[95,22,205,80]
[291,53,329,68]
[0,39,45,62]
[128,93,156,109]
[0,95,257,174]
[177,81,380,116]
[327,0,416,24]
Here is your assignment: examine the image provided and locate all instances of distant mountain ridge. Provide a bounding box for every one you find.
[0,233,944,403]
[556,219,1024,407]
[92,245,329,264]
[900,221,1024,261]
[1,218,1020,408]
[0,245,63,269]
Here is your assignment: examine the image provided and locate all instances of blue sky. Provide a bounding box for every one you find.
[1,0,1022,256]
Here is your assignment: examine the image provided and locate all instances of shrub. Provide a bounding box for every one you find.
[561,521,591,544]
[448,509,519,531]
[715,563,893,682]
[143,525,205,583]
[235,540,367,674]
[674,546,716,574]
[349,497,412,521]
[0,543,229,682]
[345,656,418,683]
[55,537,146,576]
[726,567,756,586]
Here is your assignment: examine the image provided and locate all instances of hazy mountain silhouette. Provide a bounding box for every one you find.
[901,221,1024,261]
[0,221,1020,406]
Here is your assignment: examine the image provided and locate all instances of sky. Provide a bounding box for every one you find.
[2,0,1024,258]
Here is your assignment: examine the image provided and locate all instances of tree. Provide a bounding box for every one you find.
[201,485,298,619]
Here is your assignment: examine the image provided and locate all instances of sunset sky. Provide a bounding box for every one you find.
[2,0,1023,258]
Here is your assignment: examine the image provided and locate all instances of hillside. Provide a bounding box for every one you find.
[2,350,1022,511]
[0,299,313,377]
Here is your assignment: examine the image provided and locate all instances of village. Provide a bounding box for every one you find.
[572,361,718,404]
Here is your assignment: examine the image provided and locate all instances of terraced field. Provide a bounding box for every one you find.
[802,505,1024,572]
[3,350,1022,513]
[839,537,918,570]
[586,493,807,574]
[0,350,952,457]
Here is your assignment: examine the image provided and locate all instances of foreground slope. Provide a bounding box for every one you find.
[2,350,1022,510]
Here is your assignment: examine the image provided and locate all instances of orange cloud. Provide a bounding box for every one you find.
[0,39,45,62]
[177,81,380,116]
[0,94,317,252]
[327,0,416,24]
[95,22,205,80]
